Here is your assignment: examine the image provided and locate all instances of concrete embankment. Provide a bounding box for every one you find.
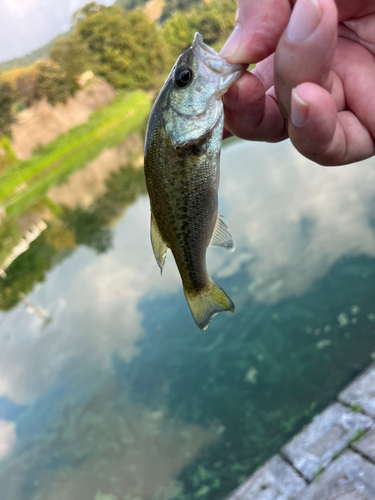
[228,362,375,500]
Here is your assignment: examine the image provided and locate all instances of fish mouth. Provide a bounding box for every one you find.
[192,33,247,97]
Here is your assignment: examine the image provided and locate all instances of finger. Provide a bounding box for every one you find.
[220,0,292,64]
[274,0,338,117]
[223,72,287,142]
[289,83,375,165]
[332,37,375,138]
[252,54,276,91]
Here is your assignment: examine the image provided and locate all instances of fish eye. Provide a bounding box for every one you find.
[174,67,193,88]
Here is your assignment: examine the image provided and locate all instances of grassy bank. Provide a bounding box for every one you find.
[0,90,151,218]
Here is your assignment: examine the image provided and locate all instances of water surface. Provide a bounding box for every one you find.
[1,138,375,500]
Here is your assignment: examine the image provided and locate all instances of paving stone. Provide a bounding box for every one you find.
[339,362,375,418]
[352,426,375,463]
[226,455,306,500]
[282,403,373,481]
[294,450,375,500]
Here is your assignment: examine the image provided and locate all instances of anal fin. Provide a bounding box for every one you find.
[151,213,168,274]
[210,214,235,252]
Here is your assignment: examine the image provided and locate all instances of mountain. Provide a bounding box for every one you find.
[0,30,72,74]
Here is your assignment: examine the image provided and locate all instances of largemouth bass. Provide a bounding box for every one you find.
[144,33,246,330]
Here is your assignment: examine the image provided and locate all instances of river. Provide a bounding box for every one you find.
[0,137,375,500]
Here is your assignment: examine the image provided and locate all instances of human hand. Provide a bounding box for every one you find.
[220,0,375,166]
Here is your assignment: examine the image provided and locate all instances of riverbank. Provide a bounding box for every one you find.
[228,361,375,499]
[0,90,151,219]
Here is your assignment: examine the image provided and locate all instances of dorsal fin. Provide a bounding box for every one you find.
[151,213,168,274]
[210,214,235,252]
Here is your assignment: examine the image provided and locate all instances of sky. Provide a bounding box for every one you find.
[0,0,116,64]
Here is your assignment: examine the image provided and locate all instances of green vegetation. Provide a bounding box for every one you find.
[162,0,236,61]
[0,61,72,133]
[34,59,71,105]
[0,90,151,217]
[349,403,363,413]
[74,5,167,90]
[0,82,13,135]
[313,465,324,481]
[160,0,201,23]
[350,428,367,444]
[50,36,93,94]
[0,136,16,172]
[114,0,151,9]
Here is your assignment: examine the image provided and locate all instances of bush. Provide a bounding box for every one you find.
[75,6,167,90]
[50,36,94,94]
[35,59,71,105]
[0,82,14,136]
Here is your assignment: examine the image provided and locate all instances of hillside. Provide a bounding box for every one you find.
[0,30,73,74]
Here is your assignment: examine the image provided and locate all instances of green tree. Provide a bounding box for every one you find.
[161,0,237,61]
[114,0,150,11]
[161,12,197,61]
[0,82,14,135]
[0,66,39,108]
[35,59,71,105]
[72,2,105,24]
[50,36,94,94]
[160,0,201,23]
[14,70,38,106]
[76,6,167,90]
[192,0,237,46]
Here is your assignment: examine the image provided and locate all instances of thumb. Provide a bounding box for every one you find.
[220,0,292,64]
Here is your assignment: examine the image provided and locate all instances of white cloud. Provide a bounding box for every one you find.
[0,419,16,461]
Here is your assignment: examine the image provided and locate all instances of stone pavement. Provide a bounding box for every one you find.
[227,362,375,500]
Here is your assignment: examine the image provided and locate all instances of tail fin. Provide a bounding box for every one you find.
[184,280,235,331]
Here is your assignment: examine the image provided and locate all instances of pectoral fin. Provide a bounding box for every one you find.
[210,214,235,252]
[151,213,168,274]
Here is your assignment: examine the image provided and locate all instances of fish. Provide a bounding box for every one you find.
[144,33,246,331]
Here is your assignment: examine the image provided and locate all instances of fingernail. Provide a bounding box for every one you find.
[287,0,322,43]
[291,88,309,126]
[220,25,243,60]
[222,86,238,110]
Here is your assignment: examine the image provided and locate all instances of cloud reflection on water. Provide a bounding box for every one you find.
[216,140,375,304]
[0,419,16,461]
